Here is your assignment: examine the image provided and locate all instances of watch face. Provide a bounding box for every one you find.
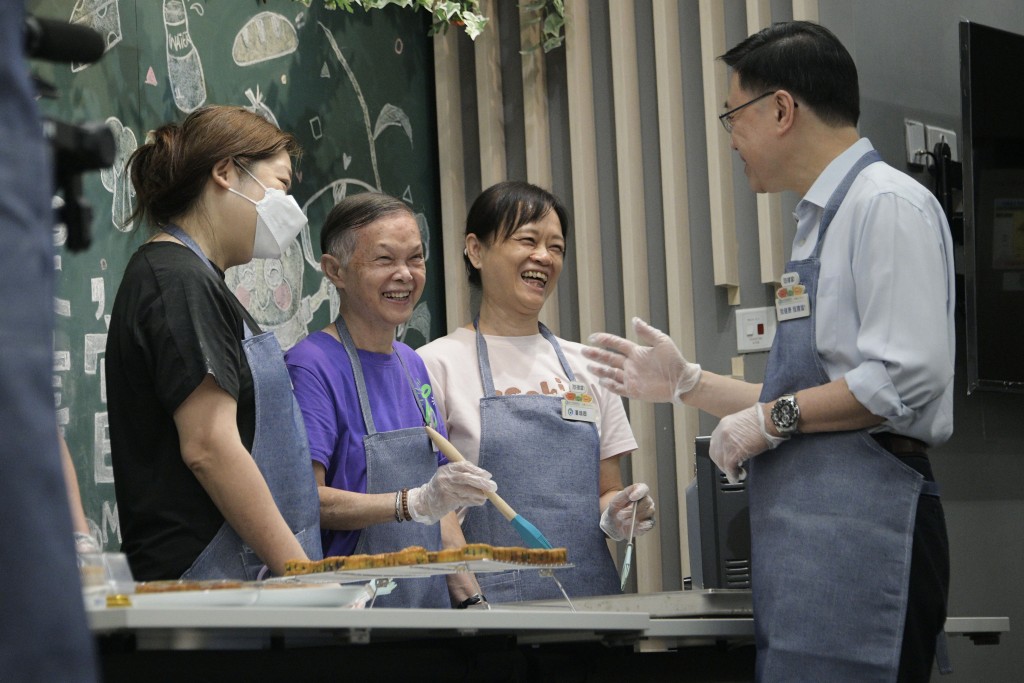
[772,397,798,431]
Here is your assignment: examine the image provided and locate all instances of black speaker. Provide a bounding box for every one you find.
[685,436,751,589]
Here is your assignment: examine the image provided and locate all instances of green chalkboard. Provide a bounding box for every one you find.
[27,0,444,551]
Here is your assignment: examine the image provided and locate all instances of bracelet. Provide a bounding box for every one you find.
[456,593,486,609]
[401,489,413,520]
[394,490,404,523]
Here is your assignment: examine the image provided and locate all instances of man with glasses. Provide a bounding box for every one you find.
[584,21,953,683]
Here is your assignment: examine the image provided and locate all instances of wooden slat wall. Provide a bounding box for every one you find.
[698,0,741,305]
[651,0,701,577]
[520,6,559,335]
[563,0,606,340]
[607,0,662,595]
[475,0,506,190]
[746,0,785,285]
[792,0,820,22]
[433,30,470,332]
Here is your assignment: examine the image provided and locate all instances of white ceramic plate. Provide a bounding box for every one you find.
[130,588,259,608]
[254,584,370,608]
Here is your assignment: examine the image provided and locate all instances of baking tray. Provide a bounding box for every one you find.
[268,560,575,585]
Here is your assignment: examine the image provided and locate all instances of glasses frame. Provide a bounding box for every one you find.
[718,91,775,133]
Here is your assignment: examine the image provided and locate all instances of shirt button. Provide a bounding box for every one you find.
[797,238,806,246]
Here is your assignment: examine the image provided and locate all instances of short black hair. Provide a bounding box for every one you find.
[719,21,860,127]
[464,181,569,288]
[320,192,414,265]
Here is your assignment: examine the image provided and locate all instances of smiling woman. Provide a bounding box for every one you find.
[284,192,496,609]
[418,181,655,605]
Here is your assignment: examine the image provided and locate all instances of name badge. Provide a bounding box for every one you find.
[775,279,810,321]
[561,381,598,423]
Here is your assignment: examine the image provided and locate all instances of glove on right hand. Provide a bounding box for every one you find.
[583,317,701,404]
[408,461,496,525]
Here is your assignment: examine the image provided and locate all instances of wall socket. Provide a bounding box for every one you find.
[735,307,777,353]
[904,119,926,165]
[925,125,959,161]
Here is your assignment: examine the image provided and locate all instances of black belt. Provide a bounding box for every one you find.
[872,433,928,456]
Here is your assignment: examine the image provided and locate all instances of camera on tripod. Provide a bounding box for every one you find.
[41,117,116,252]
[26,14,113,252]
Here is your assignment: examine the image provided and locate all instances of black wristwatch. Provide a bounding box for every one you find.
[456,593,487,609]
[770,394,801,436]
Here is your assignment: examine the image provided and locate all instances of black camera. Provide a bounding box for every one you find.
[26,14,112,251]
[42,118,116,252]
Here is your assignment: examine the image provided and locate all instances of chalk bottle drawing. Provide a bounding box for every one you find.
[163,0,206,113]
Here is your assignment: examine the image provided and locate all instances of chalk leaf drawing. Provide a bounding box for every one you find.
[233,12,299,66]
[373,103,413,147]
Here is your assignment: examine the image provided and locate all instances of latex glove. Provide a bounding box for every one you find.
[583,317,701,404]
[709,403,786,484]
[600,483,656,541]
[408,461,497,524]
[74,531,100,554]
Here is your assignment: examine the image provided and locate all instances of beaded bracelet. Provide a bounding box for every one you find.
[400,487,411,522]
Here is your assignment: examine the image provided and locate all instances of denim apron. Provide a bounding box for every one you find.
[750,151,939,681]
[335,317,449,609]
[164,226,322,580]
[461,322,621,602]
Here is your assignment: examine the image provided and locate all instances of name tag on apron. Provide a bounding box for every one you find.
[561,381,598,423]
[776,272,810,321]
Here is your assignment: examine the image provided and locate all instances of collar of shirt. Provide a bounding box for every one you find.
[791,137,875,259]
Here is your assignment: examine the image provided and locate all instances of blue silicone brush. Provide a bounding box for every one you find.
[425,425,553,550]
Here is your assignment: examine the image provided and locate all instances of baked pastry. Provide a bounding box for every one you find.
[135,579,243,593]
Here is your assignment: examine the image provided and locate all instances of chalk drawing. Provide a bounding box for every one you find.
[101,499,120,544]
[232,12,299,66]
[91,278,105,319]
[373,103,413,147]
[94,412,113,484]
[164,0,207,113]
[99,117,138,232]
[69,0,122,73]
[244,86,280,128]
[84,333,106,376]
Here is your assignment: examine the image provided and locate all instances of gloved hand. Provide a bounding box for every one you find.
[600,483,656,541]
[74,531,100,554]
[407,461,497,524]
[709,403,786,484]
[583,317,701,404]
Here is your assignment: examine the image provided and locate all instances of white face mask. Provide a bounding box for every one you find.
[229,162,307,260]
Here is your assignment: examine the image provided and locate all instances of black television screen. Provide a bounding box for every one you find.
[960,21,1024,393]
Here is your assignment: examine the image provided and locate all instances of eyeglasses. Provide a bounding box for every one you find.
[718,92,775,133]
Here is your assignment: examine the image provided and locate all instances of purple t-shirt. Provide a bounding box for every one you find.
[285,331,447,557]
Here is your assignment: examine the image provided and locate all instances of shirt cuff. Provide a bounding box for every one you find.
[844,361,916,432]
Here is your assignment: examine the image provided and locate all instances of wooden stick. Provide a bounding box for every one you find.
[424,426,517,521]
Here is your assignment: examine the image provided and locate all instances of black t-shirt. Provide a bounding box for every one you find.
[106,241,261,580]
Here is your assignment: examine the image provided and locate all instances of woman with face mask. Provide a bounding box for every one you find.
[105,106,321,581]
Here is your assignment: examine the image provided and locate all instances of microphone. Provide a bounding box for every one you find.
[24,15,106,64]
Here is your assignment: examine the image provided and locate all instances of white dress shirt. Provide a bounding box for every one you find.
[791,138,956,446]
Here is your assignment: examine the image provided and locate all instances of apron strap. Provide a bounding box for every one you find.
[162,224,254,339]
[335,317,425,435]
[812,149,883,257]
[935,630,953,675]
[473,318,578,393]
